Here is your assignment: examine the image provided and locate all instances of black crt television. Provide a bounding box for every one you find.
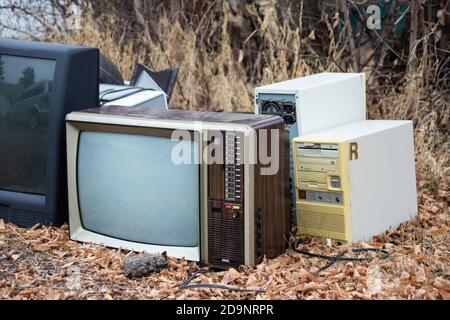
[0,38,99,227]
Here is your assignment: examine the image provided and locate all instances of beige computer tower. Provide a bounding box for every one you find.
[293,120,418,243]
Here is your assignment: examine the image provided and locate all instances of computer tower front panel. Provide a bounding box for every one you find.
[294,142,351,242]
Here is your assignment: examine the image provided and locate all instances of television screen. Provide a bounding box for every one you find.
[76,130,200,247]
[0,54,56,195]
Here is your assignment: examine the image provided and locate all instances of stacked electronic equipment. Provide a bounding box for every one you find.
[0,38,418,268]
[254,73,366,222]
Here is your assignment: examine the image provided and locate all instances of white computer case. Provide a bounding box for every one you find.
[293,120,418,243]
[254,72,366,136]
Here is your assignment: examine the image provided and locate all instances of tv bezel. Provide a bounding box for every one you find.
[0,38,99,226]
[66,112,256,263]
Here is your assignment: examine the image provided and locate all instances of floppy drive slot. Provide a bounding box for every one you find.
[297,157,338,173]
[298,171,327,190]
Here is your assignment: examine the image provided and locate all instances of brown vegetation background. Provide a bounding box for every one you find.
[1,0,448,195]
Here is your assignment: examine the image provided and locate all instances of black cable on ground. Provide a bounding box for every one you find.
[293,240,390,274]
[179,268,266,293]
[179,244,389,292]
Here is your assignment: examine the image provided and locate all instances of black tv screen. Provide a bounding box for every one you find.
[0,55,56,195]
[0,39,99,227]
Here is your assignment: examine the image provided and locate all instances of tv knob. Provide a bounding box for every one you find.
[232,212,239,219]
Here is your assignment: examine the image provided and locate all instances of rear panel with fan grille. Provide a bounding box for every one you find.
[256,93,298,225]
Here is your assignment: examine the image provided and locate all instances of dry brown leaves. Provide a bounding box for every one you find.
[0,189,448,300]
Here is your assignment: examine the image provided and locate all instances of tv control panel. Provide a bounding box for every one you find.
[205,120,289,268]
[207,130,246,268]
[224,131,243,202]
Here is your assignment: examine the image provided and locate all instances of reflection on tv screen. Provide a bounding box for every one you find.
[0,54,55,195]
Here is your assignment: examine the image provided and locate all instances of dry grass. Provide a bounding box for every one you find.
[44,4,449,195]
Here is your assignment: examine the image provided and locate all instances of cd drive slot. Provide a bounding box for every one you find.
[297,147,338,158]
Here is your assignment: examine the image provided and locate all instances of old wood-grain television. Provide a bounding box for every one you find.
[66,106,290,267]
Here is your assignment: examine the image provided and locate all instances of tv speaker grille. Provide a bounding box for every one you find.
[208,217,244,266]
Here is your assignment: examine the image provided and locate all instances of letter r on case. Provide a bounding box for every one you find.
[350,142,359,161]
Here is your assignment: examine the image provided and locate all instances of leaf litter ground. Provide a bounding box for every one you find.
[0,190,448,300]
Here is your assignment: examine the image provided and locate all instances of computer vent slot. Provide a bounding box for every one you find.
[298,210,345,234]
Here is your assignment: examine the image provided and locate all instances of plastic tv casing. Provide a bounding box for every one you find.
[65,107,290,267]
[0,38,99,227]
